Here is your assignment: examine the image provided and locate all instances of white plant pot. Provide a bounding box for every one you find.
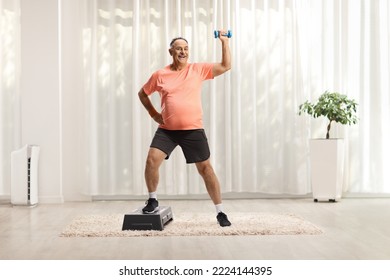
[310,139,344,202]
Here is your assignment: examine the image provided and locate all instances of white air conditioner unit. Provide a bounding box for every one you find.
[11,145,40,206]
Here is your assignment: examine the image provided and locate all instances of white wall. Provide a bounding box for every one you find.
[18,0,91,203]
[20,0,62,203]
[19,0,61,203]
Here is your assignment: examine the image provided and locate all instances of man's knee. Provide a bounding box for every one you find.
[145,148,166,170]
[145,155,157,170]
[196,161,215,177]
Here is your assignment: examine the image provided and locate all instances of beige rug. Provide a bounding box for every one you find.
[60,212,323,237]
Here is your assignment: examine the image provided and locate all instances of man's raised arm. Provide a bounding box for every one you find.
[212,29,231,77]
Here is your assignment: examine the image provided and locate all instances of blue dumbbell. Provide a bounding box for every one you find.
[214,30,232,38]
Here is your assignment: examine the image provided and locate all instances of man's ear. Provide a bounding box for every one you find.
[168,48,173,56]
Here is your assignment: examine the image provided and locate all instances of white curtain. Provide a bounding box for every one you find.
[0,0,20,197]
[78,0,390,197]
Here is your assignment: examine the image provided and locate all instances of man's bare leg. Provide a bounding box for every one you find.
[142,147,166,213]
[196,159,231,227]
[144,147,166,192]
[195,159,222,205]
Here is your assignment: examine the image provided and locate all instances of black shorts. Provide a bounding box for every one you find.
[150,128,211,163]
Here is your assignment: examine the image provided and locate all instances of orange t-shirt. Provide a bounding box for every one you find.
[143,63,214,130]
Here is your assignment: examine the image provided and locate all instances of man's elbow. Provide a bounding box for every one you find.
[213,63,231,77]
[223,63,231,72]
[138,89,147,99]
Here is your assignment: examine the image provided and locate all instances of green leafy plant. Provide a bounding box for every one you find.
[298,91,358,139]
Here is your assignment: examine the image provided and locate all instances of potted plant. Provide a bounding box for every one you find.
[298,91,358,202]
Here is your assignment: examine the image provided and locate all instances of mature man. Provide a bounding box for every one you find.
[138,30,231,227]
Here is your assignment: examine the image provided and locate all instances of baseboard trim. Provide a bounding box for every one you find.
[92,192,390,201]
[38,195,65,204]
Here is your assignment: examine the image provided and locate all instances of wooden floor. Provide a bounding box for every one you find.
[0,198,390,260]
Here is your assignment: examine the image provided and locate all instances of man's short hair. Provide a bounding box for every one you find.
[169,37,188,47]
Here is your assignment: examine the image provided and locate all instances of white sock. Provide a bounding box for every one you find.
[215,204,223,214]
[149,192,157,200]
